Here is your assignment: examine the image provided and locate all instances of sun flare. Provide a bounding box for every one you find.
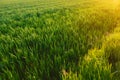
[112,0,120,8]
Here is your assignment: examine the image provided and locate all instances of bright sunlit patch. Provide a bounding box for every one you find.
[112,0,120,8]
[113,0,119,4]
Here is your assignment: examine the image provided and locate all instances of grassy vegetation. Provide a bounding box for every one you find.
[0,0,120,80]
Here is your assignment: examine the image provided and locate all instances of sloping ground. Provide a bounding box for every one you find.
[62,20,120,80]
[104,25,120,80]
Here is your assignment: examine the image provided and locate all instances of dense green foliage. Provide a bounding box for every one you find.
[0,0,120,80]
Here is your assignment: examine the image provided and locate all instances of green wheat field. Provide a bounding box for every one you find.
[0,0,120,80]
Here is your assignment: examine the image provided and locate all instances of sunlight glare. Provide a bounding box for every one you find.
[112,0,120,8]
